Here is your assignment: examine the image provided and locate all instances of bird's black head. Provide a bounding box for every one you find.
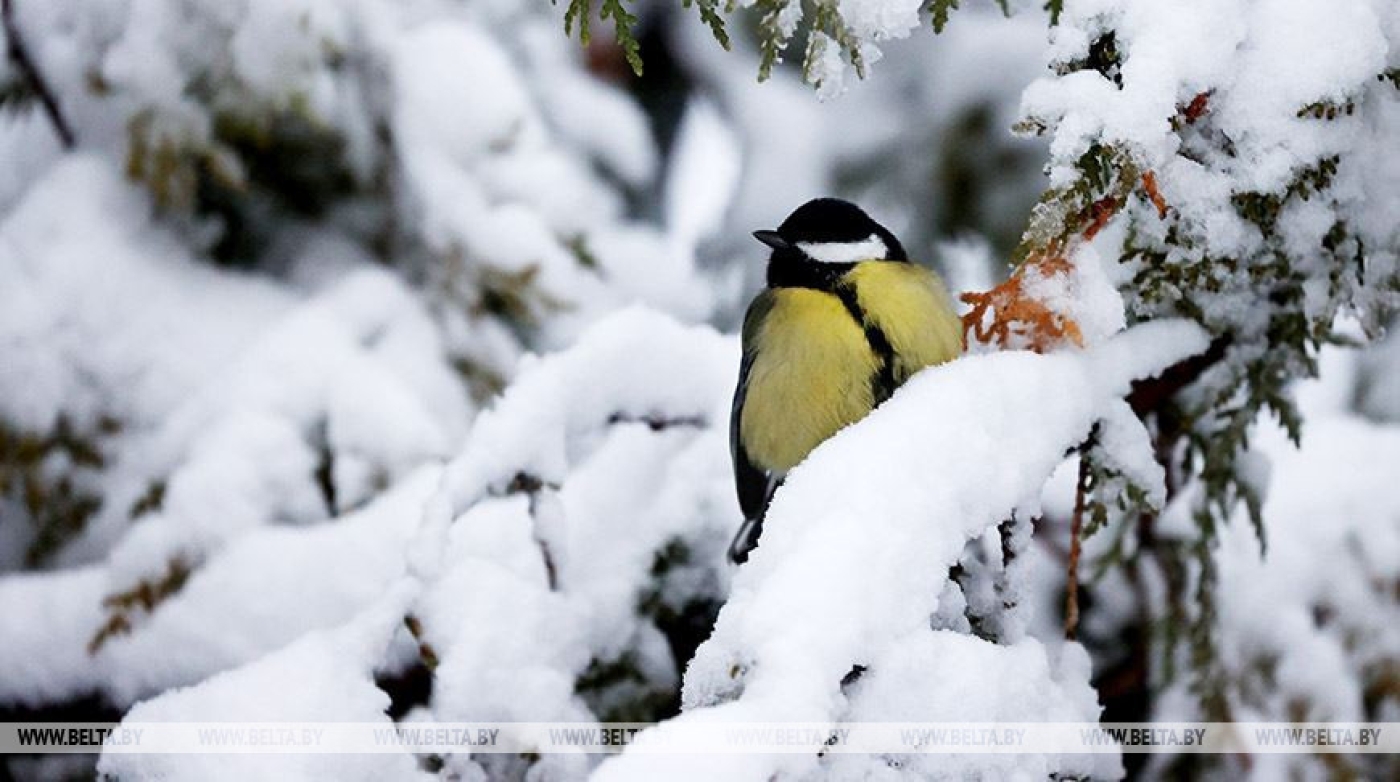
[754,199,907,289]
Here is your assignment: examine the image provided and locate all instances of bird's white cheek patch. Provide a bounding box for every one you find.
[797,235,887,264]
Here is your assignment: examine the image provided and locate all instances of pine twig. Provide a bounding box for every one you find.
[1,0,75,148]
[1064,452,1090,641]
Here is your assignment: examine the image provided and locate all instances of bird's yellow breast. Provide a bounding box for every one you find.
[737,261,963,476]
[740,287,878,473]
[843,261,964,383]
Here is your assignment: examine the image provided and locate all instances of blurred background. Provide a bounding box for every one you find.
[0,0,1049,584]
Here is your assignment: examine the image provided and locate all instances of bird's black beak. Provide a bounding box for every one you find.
[752,230,791,251]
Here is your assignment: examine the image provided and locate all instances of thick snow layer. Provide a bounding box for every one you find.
[1214,350,1400,722]
[595,320,1207,781]
[389,16,713,341]
[1027,0,1386,187]
[0,158,468,572]
[818,635,1115,780]
[0,157,289,434]
[4,0,718,393]
[406,310,738,773]
[408,309,739,583]
[95,264,466,585]
[96,585,428,782]
[1110,346,1400,777]
[72,308,743,780]
[1023,0,1399,338]
[1217,415,1400,718]
[1357,326,1400,423]
[0,467,440,708]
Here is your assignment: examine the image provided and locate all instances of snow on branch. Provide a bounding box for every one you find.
[97,584,426,781]
[596,320,1208,781]
[1,0,75,148]
[0,159,466,708]
[1014,0,1400,720]
[395,308,737,778]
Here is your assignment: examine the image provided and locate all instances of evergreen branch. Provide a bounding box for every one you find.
[0,71,36,111]
[1296,99,1355,120]
[926,0,1008,34]
[1044,0,1064,26]
[600,0,644,76]
[829,18,865,80]
[1,0,75,148]
[929,0,960,34]
[806,1,865,84]
[755,0,792,82]
[562,0,592,45]
[682,0,731,50]
[88,557,194,653]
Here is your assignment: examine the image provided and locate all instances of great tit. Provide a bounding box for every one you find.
[728,198,964,564]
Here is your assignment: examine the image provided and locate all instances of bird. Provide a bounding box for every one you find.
[728,198,964,564]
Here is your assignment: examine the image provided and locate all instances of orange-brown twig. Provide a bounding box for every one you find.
[1141,171,1169,219]
[1082,196,1121,240]
[960,253,1085,352]
[963,149,1180,352]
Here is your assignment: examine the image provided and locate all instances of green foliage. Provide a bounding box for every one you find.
[754,0,792,82]
[803,1,867,88]
[1082,462,1150,543]
[0,416,114,567]
[558,0,649,76]
[562,0,592,46]
[89,557,194,653]
[1053,31,1121,85]
[575,651,677,722]
[125,97,363,266]
[565,235,600,270]
[573,539,721,723]
[450,355,509,403]
[1044,0,1064,26]
[558,0,996,87]
[128,479,167,520]
[1012,142,1139,265]
[751,0,871,89]
[601,0,644,75]
[1296,100,1355,120]
[931,0,1009,33]
[683,0,732,51]
[0,74,36,113]
[637,539,723,668]
[929,0,960,34]
[1069,103,1377,725]
[1010,7,1400,727]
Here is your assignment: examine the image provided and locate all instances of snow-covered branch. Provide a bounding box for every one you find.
[597,320,1207,781]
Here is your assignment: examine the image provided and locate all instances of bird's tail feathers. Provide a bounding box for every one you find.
[728,516,765,564]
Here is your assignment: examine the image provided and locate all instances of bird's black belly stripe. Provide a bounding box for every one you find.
[835,286,897,405]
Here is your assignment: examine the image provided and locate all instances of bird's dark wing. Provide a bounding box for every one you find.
[731,351,773,521]
[730,292,779,522]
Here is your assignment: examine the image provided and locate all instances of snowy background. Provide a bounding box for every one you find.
[1,0,1396,780]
